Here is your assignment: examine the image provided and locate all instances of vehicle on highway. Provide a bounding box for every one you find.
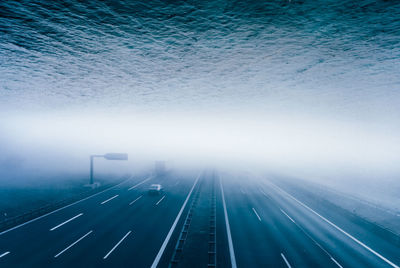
[148,184,163,195]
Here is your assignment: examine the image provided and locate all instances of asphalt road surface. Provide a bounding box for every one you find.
[0,171,398,267]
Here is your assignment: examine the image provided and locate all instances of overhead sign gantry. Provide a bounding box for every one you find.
[90,153,128,184]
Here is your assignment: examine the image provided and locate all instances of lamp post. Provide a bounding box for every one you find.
[90,153,128,184]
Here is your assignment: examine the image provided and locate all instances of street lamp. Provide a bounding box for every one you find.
[90,153,128,184]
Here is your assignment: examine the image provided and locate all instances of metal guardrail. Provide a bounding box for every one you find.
[169,178,202,267]
[208,176,217,267]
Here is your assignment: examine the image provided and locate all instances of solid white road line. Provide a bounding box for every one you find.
[128,176,152,191]
[278,203,343,268]
[281,253,292,268]
[155,195,166,206]
[50,213,83,231]
[54,230,93,258]
[262,183,343,267]
[0,251,10,258]
[252,208,262,222]
[280,209,295,223]
[129,195,143,205]
[219,176,237,268]
[150,172,201,268]
[0,177,132,236]
[270,182,400,268]
[101,195,119,205]
[103,231,132,260]
[331,257,344,268]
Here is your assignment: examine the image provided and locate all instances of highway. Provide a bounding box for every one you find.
[223,174,400,268]
[0,171,399,267]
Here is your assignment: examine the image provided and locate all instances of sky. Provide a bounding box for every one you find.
[0,0,400,178]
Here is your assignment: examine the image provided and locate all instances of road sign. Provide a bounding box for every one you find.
[103,153,128,161]
[90,153,128,184]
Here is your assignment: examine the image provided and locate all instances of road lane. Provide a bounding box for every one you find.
[221,174,284,267]
[219,175,237,268]
[0,175,144,267]
[223,174,338,267]
[151,172,201,268]
[0,175,141,236]
[1,170,398,267]
[0,176,133,237]
[0,172,197,267]
[59,173,195,267]
[261,179,400,267]
[248,181,337,267]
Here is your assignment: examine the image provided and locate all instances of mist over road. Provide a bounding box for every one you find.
[1,0,399,215]
[1,1,400,266]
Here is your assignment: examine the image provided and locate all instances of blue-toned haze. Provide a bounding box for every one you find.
[1,1,400,254]
[0,0,400,197]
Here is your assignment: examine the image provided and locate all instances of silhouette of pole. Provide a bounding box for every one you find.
[90,155,104,184]
[90,155,94,184]
[89,153,128,184]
